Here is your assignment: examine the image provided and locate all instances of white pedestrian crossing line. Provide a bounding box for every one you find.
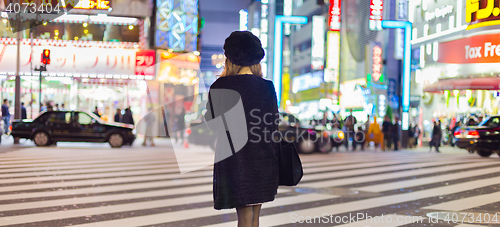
[0,149,499,227]
[334,215,426,227]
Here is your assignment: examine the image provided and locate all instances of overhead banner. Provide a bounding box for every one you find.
[438,33,500,64]
[0,44,140,76]
[328,0,341,31]
[311,15,326,70]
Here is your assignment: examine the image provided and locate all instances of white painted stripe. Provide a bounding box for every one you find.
[454,224,488,227]
[203,176,500,227]
[353,166,500,192]
[334,215,426,227]
[422,191,500,211]
[63,194,338,227]
[299,162,497,188]
[0,187,290,212]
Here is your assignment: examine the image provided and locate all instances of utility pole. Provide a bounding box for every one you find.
[13,10,21,144]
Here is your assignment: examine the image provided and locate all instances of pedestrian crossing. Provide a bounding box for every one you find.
[0,146,499,226]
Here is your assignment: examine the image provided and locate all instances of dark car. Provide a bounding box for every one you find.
[186,113,344,153]
[455,116,500,157]
[11,111,136,148]
[277,113,344,154]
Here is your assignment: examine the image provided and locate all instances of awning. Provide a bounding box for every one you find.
[423,77,500,93]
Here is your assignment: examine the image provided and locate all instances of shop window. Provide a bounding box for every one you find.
[78,113,93,125]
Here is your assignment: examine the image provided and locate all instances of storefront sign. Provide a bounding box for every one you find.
[438,33,500,64]
[388,79,399,109]
[0,44,141,77]
[135,50,155,76]
[340,78,367,109]
[239,9,248,31]
[369,0,383,30]
[292,71,323,93]
[328,0,341,31]
[395,28,405,59]
[424,4,453,21]
[397,0,408,20]
[466,0,500,30]
[324,31,340,84]
[371,45,383,81]
[74,0,111,10]
[311,16,325,70]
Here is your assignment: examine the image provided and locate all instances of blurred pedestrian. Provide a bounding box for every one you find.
[392,117,400,151]
[93,106,101,118]
[122,108,135,126]
[114,108,122,123]
[382,115,393,151]
[344,109,357,151]
[40,103,47,112]
[450,121,462,147]
[2,99,10,134]
[367,116,383,149]
[204,31,278,227]
[408,123,415,148]
[60,104,66,111]
[431,120,442,152]
[21,102,27,120]
[54,103,59,111]
[142,108,155,147]
[174,108,185,143]
[414,124,421,147]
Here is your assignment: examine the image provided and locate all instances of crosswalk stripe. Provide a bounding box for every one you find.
[352,166,500,192]
[422,191,500,211]
[62,194,339,227]
[203,176,500,227]
[299,162,497,188]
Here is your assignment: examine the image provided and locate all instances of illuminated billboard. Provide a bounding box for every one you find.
[311,15,325,70]
[156,0,198,52]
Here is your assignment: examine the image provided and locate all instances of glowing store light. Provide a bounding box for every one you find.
[239,9,248,31]
[420,45,425,67]
[432,42,439,61]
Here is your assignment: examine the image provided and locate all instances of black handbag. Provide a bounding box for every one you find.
[277,139,303,186]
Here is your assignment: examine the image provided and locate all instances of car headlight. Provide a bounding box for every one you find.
[132,129,136,135]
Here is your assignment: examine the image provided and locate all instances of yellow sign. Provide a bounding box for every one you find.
[466,0,500,30]
[63,0,111,10]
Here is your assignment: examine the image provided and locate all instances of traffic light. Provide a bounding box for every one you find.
[41,49,50,65]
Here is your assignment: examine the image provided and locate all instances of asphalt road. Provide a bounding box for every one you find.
[0,139,499,226]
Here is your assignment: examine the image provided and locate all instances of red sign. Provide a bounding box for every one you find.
[466,0,500,30]
[372,46,382,81]
[370,0,384,21]
[328,0,341,31]
[135,50,156,76]
[438,33,500,64]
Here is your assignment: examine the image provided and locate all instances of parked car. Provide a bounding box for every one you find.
[455,116,500,157]
[186,113,344,153]
[11,111,136,148]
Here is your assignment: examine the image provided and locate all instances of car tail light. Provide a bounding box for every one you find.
[454,130,462,137]
[468,130,479,138]
[9,126,12,131]
[186,128,192,135]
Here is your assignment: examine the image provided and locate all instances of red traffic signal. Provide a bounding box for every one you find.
[41,49,50,65]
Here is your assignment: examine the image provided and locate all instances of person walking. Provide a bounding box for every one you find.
[344,109,357,151]
[414,124,421,147]
[382,115,393,151]
[21,102,27,120]
[431,120,442,152]
[392,116,401,151]
[450,121,461,147]
[367,116,383,150]
[142,108,156,146]
[54,103,59,111]
[174,108,186,143]
[204,31,279,227]
[408,123,415,148]
[93,106,101,118]
[121,108,135,126]
[60,104,66,111]
[114,108,122,123]
[2,99,10,134]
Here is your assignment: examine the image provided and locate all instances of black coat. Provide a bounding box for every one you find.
[205,74,279,210]
[122,112,134,125]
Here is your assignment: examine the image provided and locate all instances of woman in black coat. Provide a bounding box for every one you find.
[205,31,279,227]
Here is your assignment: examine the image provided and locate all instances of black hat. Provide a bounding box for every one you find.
[223,31,265,66]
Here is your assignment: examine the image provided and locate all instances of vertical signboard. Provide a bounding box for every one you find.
[311,15,326,70]
[388,78,399,110]
[325,31,340,85]
[135,50,156,76]
[369,0,384,30]
[328,0,341,31]
[395,0,407,59]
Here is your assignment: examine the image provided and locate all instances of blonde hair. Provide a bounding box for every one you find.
[220,58,263,77]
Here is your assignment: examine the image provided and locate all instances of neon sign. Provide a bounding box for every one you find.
[372,45,382,81]
[466,0,500,30]
[71,0,111,10]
